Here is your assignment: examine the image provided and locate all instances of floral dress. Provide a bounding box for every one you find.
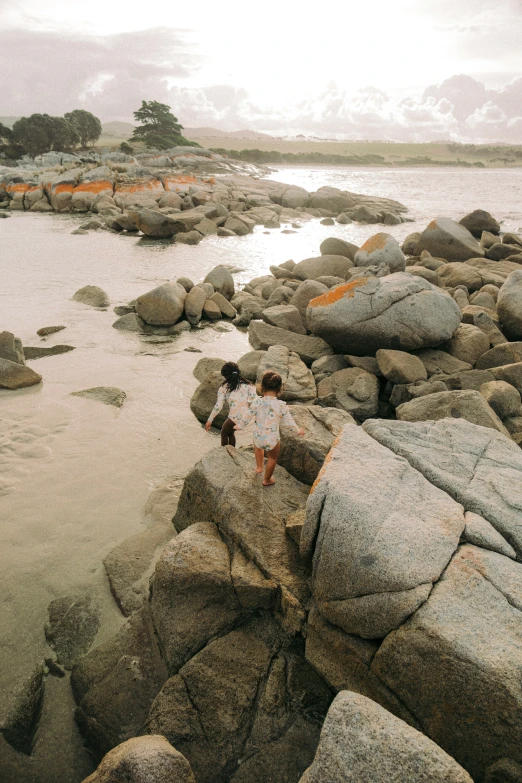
[207,383,258,428]
[243,396,299,450]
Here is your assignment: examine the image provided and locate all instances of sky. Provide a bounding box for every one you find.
[0,0,521,142]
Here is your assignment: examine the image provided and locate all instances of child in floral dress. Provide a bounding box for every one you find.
[205,362,257,446]
[240,370,304,486]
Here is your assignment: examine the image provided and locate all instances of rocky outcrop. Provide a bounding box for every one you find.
[249,321,333,365]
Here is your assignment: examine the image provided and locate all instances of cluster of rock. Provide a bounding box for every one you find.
[9,207,522,782]
[0,330,43,389]
[189,213,522,446]
[0,149,407,244]
[112,266,240,335]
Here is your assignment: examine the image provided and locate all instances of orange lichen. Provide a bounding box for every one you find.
[360,232,387,253]
[52,183,74,194]
[309,278,370,308]
[427,219,437,230]
[116,179,164,193]
[73,181,113,194]
[163,175,198,190]
[6,183,31,194]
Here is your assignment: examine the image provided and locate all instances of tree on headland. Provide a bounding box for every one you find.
[64,110,102,148]
[11,114,78,156]
[131,101,198,150]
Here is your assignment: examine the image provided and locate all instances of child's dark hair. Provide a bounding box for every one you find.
[221,361,249,393]
[261,371,282,393]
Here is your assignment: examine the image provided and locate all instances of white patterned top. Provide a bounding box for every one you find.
[242,396,299,450]
[207,383,258,428]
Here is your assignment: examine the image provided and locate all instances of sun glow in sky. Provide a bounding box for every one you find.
[1,0,521,140]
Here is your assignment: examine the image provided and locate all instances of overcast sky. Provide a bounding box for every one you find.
[1,0,521,142]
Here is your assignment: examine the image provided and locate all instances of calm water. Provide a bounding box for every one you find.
[0,166,521,780]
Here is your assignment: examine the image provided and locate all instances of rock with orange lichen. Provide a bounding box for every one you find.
[306,272,461,355]
[71,167,115,213]
[415,217,485,262]
[354,233,405,273]
[44,168,84,212]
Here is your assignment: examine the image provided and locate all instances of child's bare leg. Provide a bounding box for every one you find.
[255,446,265,473]
[263,442,280,486]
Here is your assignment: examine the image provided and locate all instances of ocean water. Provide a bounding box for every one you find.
[1,166,521,780]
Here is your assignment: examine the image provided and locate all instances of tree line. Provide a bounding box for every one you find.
[0,101,198,160]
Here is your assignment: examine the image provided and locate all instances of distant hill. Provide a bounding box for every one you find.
[101,121,135,138]
[185,127,275,141]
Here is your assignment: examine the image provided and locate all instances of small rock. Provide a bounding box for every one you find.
[71,387,126,407]
[72,285,110,308]
[112,313,145,332]
[45,593,101,669]
[23,345,75,360]
[37,325,66,337]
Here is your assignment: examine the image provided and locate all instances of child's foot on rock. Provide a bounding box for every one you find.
[263,478,275,486]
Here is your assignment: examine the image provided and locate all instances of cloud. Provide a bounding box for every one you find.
[0,23,522,143]
[0,27,199,118]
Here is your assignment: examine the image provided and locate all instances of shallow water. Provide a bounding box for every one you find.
[1,166,521,780]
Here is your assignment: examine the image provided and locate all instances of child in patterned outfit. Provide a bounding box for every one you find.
[240,370,304,486]
[205,362,257,447]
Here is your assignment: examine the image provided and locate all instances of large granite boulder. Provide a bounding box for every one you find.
[256,345,316,402]
[190,371,229,426]
[249,321,333,365]
[136,283,187,326]
[204,266,234,299]
[299,691,472,783]
[81,735,196,783]
[300,426,464,638]
[363,417,522,557]
[442,323,490,366]
[290,280,329,326]
[184,286,207,326]
[459,209,500,238]
[0,358,41,389]
[476,342,522,370]
[376,350,427,384]
[145,616,330,783]
[293,255,354,282]
[319,237,358,260]
[262,305,306,334]
[354,233,406,272]
[0,331,24,364]
[308,187,356,214]
[372,545,522,781]
[498,270,522,339]
[316,367,379,420]
[306,273,461,355]
[150,522,242,674]
[133,209,184,238]
[414,217,485,261]
[172,447,310,633]
[395,389,510,436]
[71,607,168,758]
[278,405,356,485]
